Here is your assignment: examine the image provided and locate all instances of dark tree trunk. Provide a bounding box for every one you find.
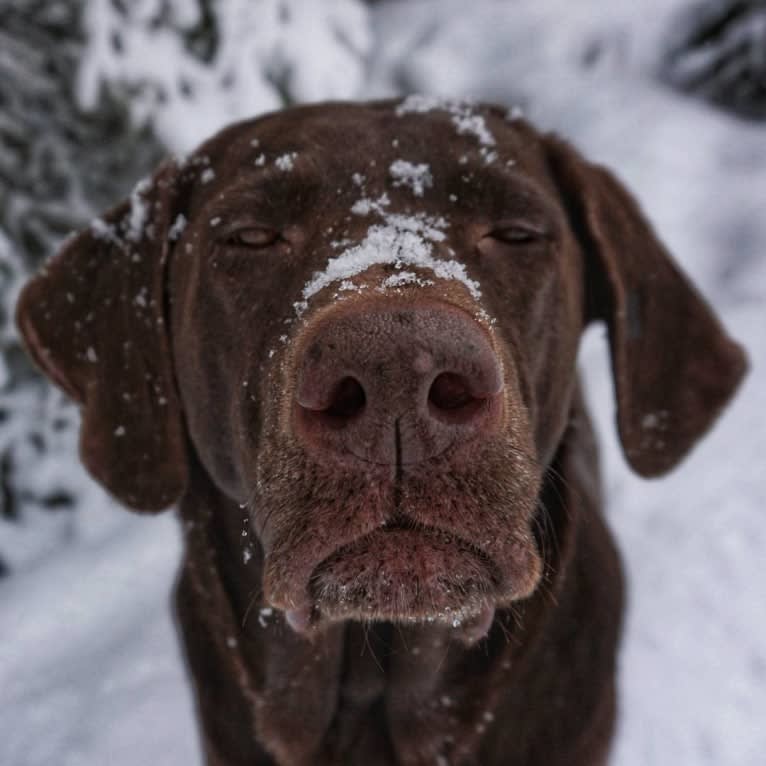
[662,0,766,121]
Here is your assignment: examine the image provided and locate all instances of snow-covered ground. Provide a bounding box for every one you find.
[1,1,765,764]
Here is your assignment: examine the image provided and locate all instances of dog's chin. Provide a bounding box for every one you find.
[275,526,536,643]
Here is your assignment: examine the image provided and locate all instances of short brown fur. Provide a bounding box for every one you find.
[17,100,747,765]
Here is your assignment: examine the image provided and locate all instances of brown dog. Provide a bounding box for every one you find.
[16,98,746,765]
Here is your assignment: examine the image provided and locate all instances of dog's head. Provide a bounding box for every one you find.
[17,99,746,635]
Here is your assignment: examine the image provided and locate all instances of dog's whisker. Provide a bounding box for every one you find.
[363,622,385,674]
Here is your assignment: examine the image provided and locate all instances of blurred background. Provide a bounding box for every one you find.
[0,1,764,763]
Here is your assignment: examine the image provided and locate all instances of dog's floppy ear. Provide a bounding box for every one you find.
[544,135,747,476]
[16,160,188,511]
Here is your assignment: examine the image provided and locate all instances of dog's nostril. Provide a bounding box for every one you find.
[325,376,366,420]
[429,372,473,411]
[295,375,366,434]
[428,372,487,425]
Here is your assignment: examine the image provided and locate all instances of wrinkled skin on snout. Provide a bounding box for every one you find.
[168,105,583,636]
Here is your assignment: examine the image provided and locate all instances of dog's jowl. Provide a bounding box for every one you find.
[17,98,747,766]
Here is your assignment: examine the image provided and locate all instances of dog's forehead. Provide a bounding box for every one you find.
[205,99,546,188]
[185,102,562,249]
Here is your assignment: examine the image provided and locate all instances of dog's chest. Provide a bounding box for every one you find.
[255,620,509,766]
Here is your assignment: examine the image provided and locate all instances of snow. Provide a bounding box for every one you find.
[395,93,449,115]
[0,511,198,766]
[301,178,481,313]
[452,112,496,147]
[76,0,372,154]
[389,159,433,197]
[2,1,765,765]
[168,213,187,241]
[380,271,435,290]
[126,177,151,242]
[396,94,497,146]
[258,607,274,628]
[274,152,298,171]
[350,191,390,217]
[297,210,482,318]
[90,217,120,244]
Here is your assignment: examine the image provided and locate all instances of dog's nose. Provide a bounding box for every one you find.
[293,305,503,465]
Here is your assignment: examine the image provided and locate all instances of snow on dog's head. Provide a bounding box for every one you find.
[294,210,481,318]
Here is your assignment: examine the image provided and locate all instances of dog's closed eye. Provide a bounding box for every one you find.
[490,223,549,244]
[223,226,283,249]
[476,221,551,259]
